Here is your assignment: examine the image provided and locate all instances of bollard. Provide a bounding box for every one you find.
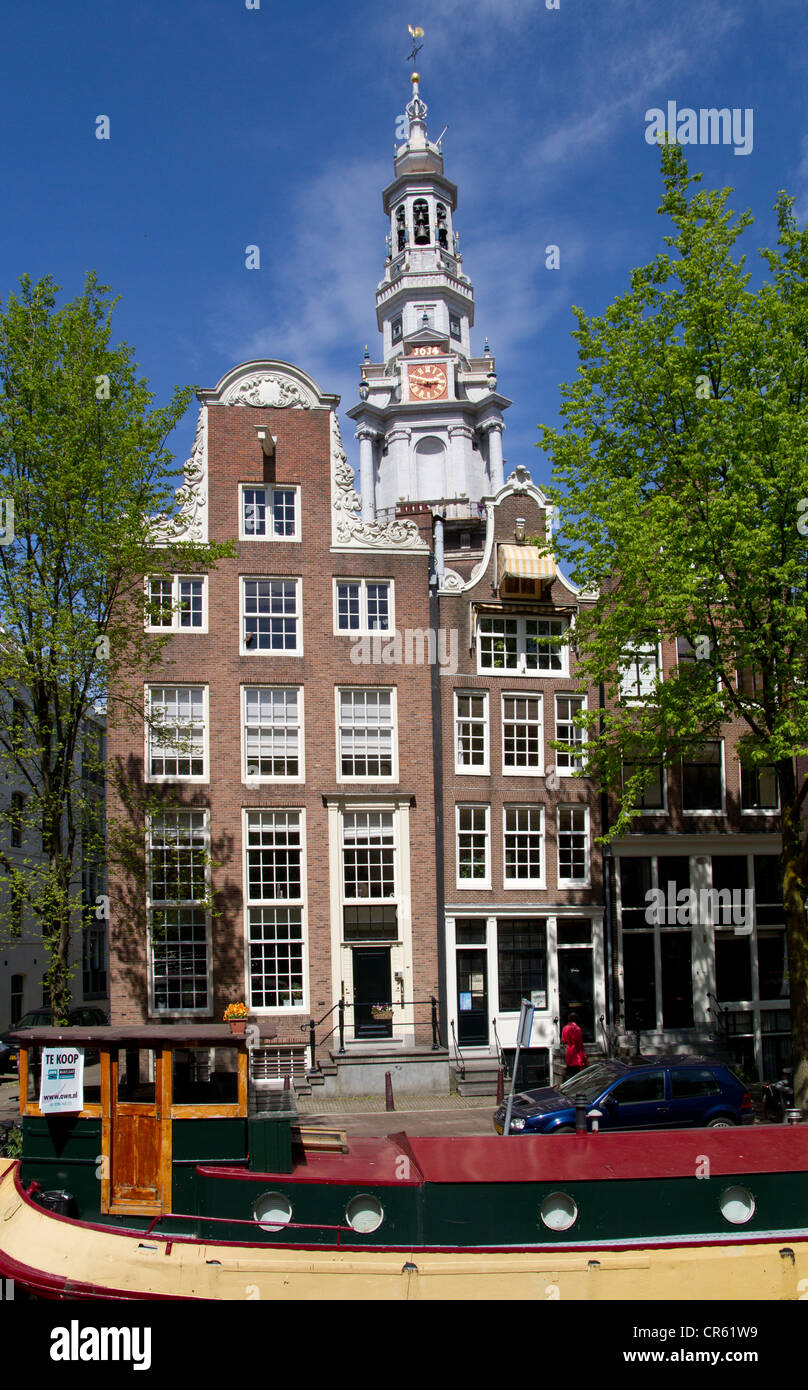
[786,1108,802,1126]
[496,1067,505,1105]
[574,1098,587,1133]
[385,1071,395,1111]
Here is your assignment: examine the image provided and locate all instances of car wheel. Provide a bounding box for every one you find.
[706,1117,736,1128]
[553,1125,576,1134]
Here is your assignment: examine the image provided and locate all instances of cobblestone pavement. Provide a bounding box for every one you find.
[296,1092,490,1113]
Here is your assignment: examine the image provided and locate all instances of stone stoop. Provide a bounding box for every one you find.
[305,1047,451,1100]
[551,1044,608,1077]
[614,1036,736,1064]
[451,1057,504,1098]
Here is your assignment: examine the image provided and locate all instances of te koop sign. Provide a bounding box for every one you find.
[39,1046,84,1114]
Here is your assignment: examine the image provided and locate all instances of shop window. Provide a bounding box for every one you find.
[622,932,655,1030]
[660,933,693,1028]
[715,932,752,1003]
[497,919,547,1013]
[620,858,653,930]
[753,856,783,925]
[758,932,788,1000]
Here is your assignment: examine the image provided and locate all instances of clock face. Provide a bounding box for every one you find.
[408,363,448,400]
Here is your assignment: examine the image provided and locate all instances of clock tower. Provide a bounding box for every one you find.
[346,69,511,545]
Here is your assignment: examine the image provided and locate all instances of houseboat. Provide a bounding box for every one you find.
[0,1024,806,1300]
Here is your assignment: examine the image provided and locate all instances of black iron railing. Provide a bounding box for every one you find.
[304,997,442,1072]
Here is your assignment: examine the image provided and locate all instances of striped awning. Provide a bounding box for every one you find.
[497,543,556,585]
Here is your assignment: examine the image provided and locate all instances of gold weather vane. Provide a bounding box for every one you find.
[407,25,424,68]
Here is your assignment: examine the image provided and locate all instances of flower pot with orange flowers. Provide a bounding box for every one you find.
[223,1003,250,1035]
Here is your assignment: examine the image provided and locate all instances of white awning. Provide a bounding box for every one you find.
[497,544,556,585]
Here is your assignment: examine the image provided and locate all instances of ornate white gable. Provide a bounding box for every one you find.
[330,414,427,552]
[152,406,208,545]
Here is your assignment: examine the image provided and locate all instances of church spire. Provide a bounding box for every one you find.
[345,36,510,522]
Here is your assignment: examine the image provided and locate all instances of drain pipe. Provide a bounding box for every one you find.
[600,681,615,1058]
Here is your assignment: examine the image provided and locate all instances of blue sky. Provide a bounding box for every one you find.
[2,0,807,494]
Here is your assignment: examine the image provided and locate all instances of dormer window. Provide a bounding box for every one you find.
[413,200,430,245]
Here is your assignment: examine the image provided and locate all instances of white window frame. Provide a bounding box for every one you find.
[239,484,301,542]
[557,804,590,887]
[502,804,545,888]
[341,808,398,903]
[476,614,568,676]
[240,577,302,656]
[455,803,491,890]
[681,740,726,815]
[241,686,305,784]
[147,809,211,1017]
[454,690,490,775]
[555,693,587,775]
[333,579,395,636]
[243,808,308,1014]
[145,575,208,634]
[336,687,398,783]
[501,692,543,775]
[619,640,662,703]
[145,685,209,784]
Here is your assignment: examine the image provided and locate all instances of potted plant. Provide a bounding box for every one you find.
[371,1002,393,1022]
[223,1002,250,1035]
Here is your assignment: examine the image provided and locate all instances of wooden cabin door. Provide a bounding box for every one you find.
[109,1047,168,1214]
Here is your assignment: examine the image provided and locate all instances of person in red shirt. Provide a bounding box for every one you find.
[561,1014,588,1078]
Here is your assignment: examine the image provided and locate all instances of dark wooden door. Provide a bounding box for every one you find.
[457,949,488,1045]
[353,947,392,1039]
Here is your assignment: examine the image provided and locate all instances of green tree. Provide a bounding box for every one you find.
[541,145,808,1103]
[0,273,234,1023]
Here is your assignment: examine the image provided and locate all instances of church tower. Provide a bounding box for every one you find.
[346,68,511,555]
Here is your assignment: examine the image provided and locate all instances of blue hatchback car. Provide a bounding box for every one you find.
[493,1056,755,1134]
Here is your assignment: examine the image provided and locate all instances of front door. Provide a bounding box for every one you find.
[109,1047,167,1214]
[456,949,489,1045]
[353,947,392,1039]
[558,949,595,1041]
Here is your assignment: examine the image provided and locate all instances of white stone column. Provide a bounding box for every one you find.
[484,420,505,492]
[356,427,377,522]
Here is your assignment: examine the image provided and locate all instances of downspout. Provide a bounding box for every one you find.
[430,555,448,1049]
[600,680,615,1056]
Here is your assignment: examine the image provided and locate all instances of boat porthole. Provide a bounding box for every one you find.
[719,1186,756,1225]
[539,1192,578,1232]
[345,1194,385,1234]
[253,1191,293,1233]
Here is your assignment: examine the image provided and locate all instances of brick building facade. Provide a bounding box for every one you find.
[108,363,442,1077]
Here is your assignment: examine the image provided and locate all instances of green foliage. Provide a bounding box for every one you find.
[539,145,808,1100]
[0,273,236,1020]
[541,146,808,825]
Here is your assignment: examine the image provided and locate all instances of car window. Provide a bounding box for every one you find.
[558,1065,624,1103]
[610,1071,665,1104]
[670,1068,721,1098]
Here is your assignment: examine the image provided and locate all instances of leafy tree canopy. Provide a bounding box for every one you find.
[540,145,808,1099]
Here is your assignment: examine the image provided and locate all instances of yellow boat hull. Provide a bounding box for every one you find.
[2,1159,807,1300]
